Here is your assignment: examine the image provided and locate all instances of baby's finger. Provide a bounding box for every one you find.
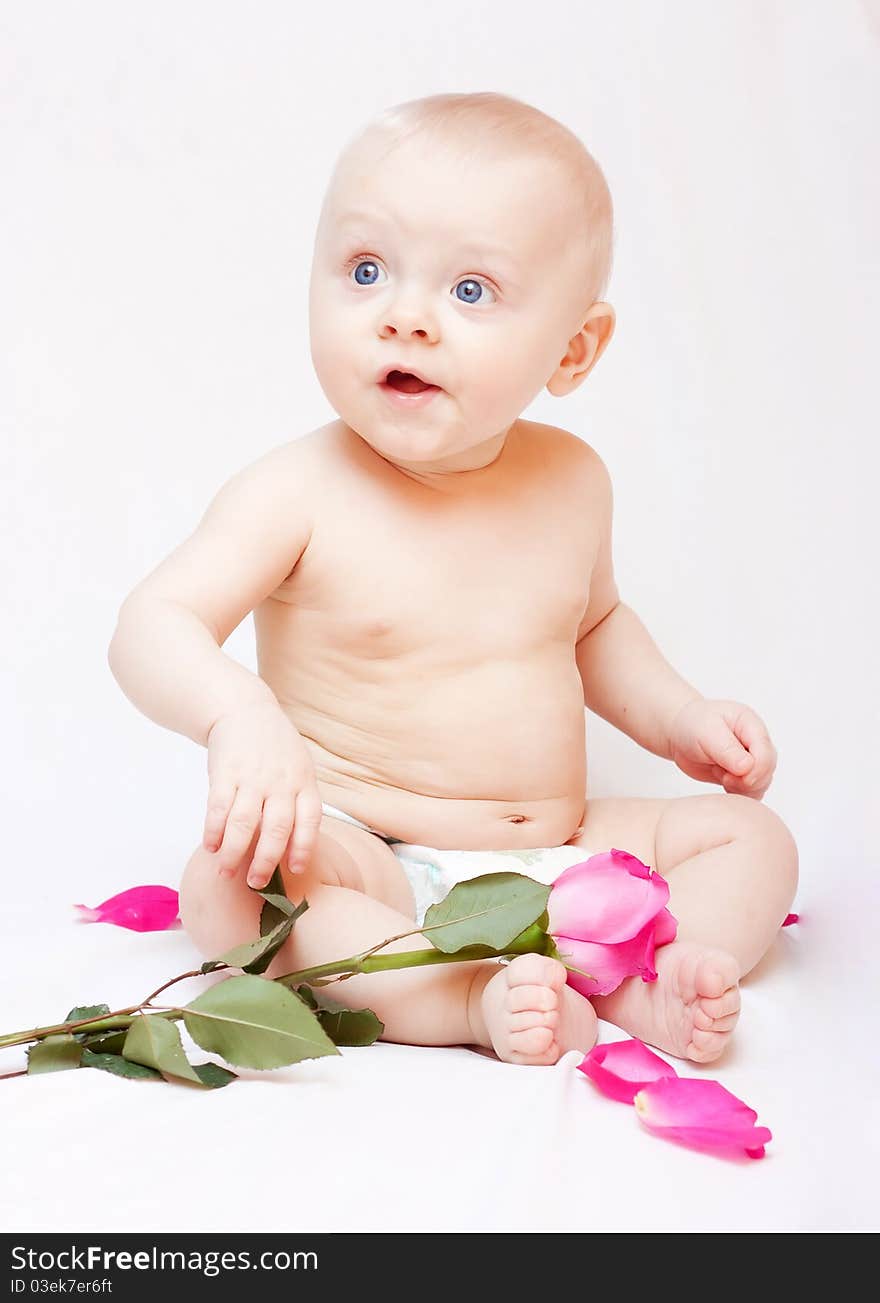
[741,768,772,798]
[204,784,237,853]
[672,756,724,786]
[246,795,294,888]
[721,769,771,800]
[731,711,776,785]
[287,787,323,872]
[743,740,777,792]
[704,719,754,778]
[731,706,770,752]
[216,787,261,877]
[721,773,752,796]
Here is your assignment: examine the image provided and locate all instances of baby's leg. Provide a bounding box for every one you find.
[567,793,798,1063]
[178,818,597,1064]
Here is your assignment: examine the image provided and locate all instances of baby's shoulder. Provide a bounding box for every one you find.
[244,421,340,488]
[517,419,612,490]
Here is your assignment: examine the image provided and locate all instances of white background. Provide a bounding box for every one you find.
[1,1,877,1234]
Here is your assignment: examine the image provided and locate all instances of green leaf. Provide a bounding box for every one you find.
[258,895,291,932]
[215,915,295,975]
[541,933,564,963]
[422,873,552,953]
[314,999,383,1047]
[78,1030,127,1054]
[293,984,383,1045]
[258,864,289,901]
[504,915,560,957]
[254,865,310,936]
[265,894,307,932]
[81,1049,162,1080]
[26,1034,83,1074]
[65,1003,111,1026]
[192,1061,237,1088]
[68,1005,122,1049]
[210,897,308,975]
[122,1015,203,1085]
[181,974,339,1069]
[252,866,294,929]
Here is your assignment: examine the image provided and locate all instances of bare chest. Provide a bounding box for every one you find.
[262,445,598,663]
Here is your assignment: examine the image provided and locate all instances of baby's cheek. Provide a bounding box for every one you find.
[470,363,531,425]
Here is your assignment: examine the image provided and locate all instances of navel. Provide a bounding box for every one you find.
[507,814,530,824]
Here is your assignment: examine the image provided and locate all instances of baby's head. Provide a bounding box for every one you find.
[309,92,614,476]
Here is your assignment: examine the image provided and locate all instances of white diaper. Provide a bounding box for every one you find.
[320,801,595,927]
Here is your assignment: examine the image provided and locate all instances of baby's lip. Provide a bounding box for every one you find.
[376,363,442,389]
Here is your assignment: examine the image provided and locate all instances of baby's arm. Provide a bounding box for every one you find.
[108,446,309,742]
[108,444,323,882]
[574,449,776,796]
[574,449,701,755]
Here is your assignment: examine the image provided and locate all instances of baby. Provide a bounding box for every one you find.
[108,92,798,1067]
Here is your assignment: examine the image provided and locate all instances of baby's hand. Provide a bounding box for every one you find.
[203,701,322,888]
[668,699,777,799]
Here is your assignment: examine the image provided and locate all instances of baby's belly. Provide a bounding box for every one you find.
[274,655,588,851]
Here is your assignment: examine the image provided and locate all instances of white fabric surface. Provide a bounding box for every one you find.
[1,879,876,1234]
[2,0,877,1237]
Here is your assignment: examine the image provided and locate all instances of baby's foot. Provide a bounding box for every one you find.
[475,954,598,1065]
[593,941,741,1064]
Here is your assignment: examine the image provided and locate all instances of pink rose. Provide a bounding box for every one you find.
[549,849,677,997]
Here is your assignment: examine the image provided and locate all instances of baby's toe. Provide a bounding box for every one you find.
[694,952,740,1000]
[687,1026,728,1062]
[692,1005,716,1032]
[509,1009,559,1033]
[510,1024,556,1058]
[699,987,741,1020]
[505,954,566,992]
[692,1006,739,1033]
[507,984,559,1014]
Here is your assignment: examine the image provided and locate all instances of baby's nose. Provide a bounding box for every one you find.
[381,300,437,341]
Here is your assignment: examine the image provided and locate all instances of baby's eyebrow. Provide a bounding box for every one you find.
[334,207,390,230]
[333,208,521,281]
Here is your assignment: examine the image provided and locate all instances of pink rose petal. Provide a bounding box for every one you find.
[549,849,670,944]
[577,1038,678,1103]
[654,906,678,946]
[555,916,669,997]
[633,1077,772,1158]
[782,913,799,927]
[73,885,180,932]
[549,849,678,998]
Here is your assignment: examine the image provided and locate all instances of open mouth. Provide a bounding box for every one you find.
[383,370,440,394]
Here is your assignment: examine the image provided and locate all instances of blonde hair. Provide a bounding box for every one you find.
[340,91,614,309]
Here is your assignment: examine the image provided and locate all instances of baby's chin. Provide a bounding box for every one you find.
[348,411,473,462]
[359,424,512,477]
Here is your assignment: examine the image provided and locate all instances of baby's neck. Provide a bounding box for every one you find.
[379,424,515,489]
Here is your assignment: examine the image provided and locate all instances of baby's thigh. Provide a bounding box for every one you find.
[566,796,670,868]
[178,818,416,959]
[570,792,785,872]
[317,815,416,918]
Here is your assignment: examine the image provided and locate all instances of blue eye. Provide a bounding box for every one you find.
[351,260,385,286]
[454,278,495,305]
[347,257,496,304]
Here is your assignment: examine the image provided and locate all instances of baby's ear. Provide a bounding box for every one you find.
[548,303,615,396]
